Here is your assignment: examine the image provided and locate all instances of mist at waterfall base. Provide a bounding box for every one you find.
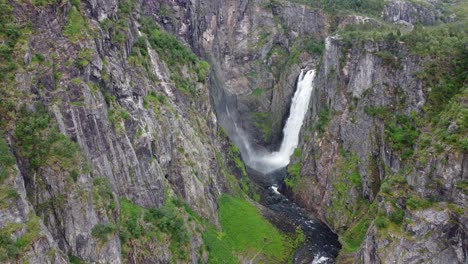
[243,69,316,175]
[216,68,340,263]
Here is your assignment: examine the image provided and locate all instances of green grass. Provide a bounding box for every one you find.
[285,162,301,189]
[0,215,43,262]
[374,216,389,230]
[203,227,237,264]
[118,198,190,260]
[385,115,419,159]
[406,195,432,210]
[340,217,370,253]
[74,48,94,69]
[305,39,325,55]
[63,6,87,43]
[0,133,15,182]
[139,16,209,95]
[31,0,57,6]
[204,195,291,263]
[316,106,331,133]
[251,88,264,97]
[91,223,117,243]
[388,207,404,226]
[0,0,23,81]
[14,105,82,172]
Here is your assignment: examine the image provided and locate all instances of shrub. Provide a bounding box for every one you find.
[341,217,370,253]
[0,134,15,182]
[0,0,21,80]
[285,162,301,189]
[406,195,431,210]
[374,216,388,229]
[74,48,94,69]
[384,115,419,159]
[388,208,404,225]
[91,223,117,243]
[196,60,210,82]
[64,6,87,42]
[305,40,325,54]
[316,106,331,133]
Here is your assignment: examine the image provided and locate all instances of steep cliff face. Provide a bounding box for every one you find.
[283,8,467,264]
[0,0,466,263]
[143,0,328,146]
[0,0,251,262]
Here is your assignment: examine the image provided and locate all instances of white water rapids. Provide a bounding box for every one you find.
[244,69,316,174]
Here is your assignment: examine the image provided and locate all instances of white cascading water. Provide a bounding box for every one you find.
[247,69,316,173]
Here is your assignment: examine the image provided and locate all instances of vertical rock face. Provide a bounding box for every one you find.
[382,0,443,25]
[287,28,466,264]
[1,0,238,263]
[142,0,329,145]
[0,0,466,263]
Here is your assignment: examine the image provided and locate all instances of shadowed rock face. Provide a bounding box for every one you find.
[141,0,329,146]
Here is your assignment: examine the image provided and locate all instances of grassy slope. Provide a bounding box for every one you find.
[204,195,293,263]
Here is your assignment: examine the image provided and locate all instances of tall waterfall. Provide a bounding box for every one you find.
[248,69,316,173]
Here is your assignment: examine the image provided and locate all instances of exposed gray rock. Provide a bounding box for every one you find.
[383,0,443,25]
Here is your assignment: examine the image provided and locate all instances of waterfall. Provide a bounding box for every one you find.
[247,69,316,173]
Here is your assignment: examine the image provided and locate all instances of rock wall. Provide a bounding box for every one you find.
[0,0,238,262]
[285,30,467,264]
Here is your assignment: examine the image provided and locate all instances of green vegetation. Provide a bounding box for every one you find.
[406,195,432,210]
[143,91,167,116]
[388,207,404,225]
[365,106,420,160]
[0,134,15,182]
[228,144,254,196]
[252,112,272,142]
[316,106,331,133]
[284,147,303,189]
[68,255,86,264]
[0,0,24,81]
[326,148,371,253]
[92,223,117,243]
[251,88,264,97]
[374,51,401,69]
[99,0,132,44]
[305,39,325,55]
[31,0,57,6]
[288,0,384,16]
[92,177,115,213]
[74,48,94,69]
[127,36,155,79]
[340,217,370,253]
[374,216,389,229]
[14,105,82,173]
[385,115,419,159]
[203,227,237,264]
[204,195,292,263]
[108,108,131,133]
[0,215,43,262]
[63,6,88,43]
[139,16,210,95]
[118,198,190,260]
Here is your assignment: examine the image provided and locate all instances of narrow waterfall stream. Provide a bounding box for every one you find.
[234,69,341,263]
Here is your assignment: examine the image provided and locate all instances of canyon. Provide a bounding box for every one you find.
[0,0,466,263]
